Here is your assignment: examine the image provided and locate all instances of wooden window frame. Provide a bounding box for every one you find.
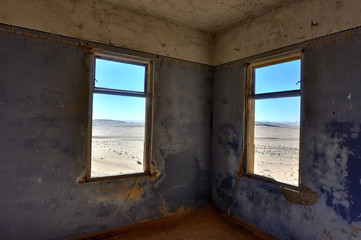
[244,51,303,188]
[85,50,153,182]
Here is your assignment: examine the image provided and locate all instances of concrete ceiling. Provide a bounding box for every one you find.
[102,0,296,33]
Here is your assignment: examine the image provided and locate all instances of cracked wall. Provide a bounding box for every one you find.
[0,29,213,239]
[212,27,361,239]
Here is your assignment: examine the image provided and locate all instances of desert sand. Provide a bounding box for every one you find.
[91,120,299,186]
[254,122,300,186]
[91,119,145,177]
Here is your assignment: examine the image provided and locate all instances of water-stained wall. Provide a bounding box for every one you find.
[0,26,213,239]
[212,29,361,239]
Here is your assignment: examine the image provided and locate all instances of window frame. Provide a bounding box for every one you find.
[86,50,153,182]
[244,51,303,188]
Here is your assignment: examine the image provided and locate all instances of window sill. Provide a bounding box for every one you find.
[244,173,318,205]
[78,169,161,184]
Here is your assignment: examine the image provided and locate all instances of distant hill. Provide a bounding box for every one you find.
[93,119,145,127]
[255,122,300,128]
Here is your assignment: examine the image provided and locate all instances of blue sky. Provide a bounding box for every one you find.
[92,59,146,121]
[255,60,301,123]
[93,58,301,122]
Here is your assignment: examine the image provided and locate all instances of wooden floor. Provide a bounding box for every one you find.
[76,203,275,240]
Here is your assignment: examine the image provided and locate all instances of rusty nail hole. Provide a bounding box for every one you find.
[311,21,319,27]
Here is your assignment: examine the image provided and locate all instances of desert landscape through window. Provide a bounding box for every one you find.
[91,119,145,177]
[250,58,301,186]
[90,58,147,178]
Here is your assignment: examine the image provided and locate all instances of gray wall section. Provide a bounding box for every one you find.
[212,66,244,212]
[0,33,212,239]
[212,36,361,239]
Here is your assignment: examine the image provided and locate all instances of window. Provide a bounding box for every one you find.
[87,52,152,180]
[245,52,302,186]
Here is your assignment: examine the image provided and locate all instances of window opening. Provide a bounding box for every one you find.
[89,54,150,179]
[246,54,301,186]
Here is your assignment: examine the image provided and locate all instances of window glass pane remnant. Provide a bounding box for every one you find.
[253,97,300,186]
[95,58,145,92]
[255,60,301,94]
[91,94,146,178]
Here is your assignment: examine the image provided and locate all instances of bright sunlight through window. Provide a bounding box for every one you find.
[246,53,301,186]
[89,55,150,179]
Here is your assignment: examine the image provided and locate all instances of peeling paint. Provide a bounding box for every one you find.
[97,180,145,201]
[308,121,361,222]
[160,203,191,217]
[149,161,161,178]
[119,187,145,201]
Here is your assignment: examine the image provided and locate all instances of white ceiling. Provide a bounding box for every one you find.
[102,0,296,33]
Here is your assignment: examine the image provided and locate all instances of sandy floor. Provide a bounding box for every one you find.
[75,203,271,240]
[254,122,299,185]
[91,120,145,177]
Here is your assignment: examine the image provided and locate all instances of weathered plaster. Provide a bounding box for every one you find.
[212,27,361,239]
[103,0,295,33]
[214,0,361,64]
[0,0,214,65]
[2,0,360,66]
[0,29,213,239]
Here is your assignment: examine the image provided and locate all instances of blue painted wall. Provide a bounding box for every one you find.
[212,33,361,239]
[2,23,361,240]
[0,30,213,239]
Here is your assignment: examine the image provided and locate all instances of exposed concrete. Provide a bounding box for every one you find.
[214,0,361,64]
[0,0,214,65]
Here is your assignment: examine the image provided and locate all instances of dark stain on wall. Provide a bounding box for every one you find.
[218,125,239,154]
[214,173,236,207]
